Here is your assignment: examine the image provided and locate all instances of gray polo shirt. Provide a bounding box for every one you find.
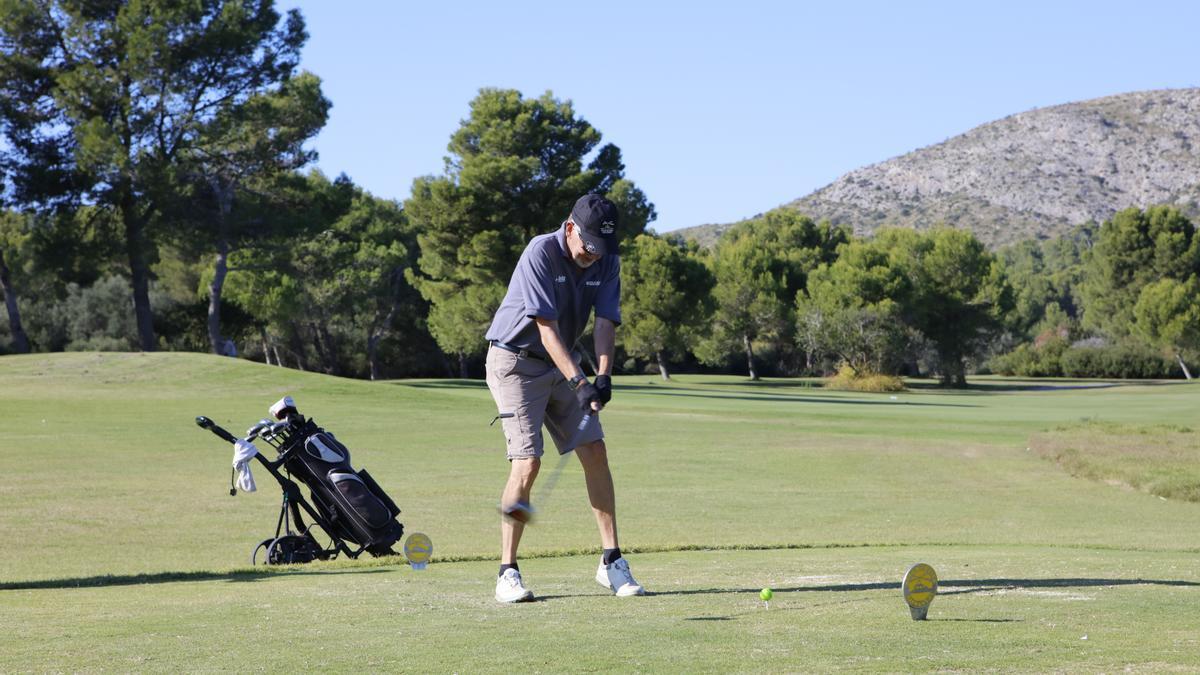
[485,224,621,354]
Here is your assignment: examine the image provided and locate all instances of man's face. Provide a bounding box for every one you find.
[566,221,602,269]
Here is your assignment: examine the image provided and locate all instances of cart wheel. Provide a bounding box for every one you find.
[251,538,276,565]
[265,535,322,564]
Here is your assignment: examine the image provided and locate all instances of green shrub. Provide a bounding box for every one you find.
[1060,344,1179,379]
[826,363,906,392]
[994,340,1180,379]
[988,337,1067,377]
[62,276,139,351]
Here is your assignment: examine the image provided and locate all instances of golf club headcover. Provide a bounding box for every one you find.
[573,380,600,412]
[270,395,297,420]
[595,375,612,404]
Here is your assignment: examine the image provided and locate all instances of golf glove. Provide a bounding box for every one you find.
[574,380,600,412]
[595,374,612,404]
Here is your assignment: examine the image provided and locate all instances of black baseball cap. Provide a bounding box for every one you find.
[569,193,619,256]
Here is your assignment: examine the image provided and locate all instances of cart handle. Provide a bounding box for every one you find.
[195,416,239,445]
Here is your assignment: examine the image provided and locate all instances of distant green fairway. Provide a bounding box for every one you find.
[2,353,1198,671]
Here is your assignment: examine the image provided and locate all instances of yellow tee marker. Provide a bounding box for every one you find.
[404,532,433,570]
[902,563,938,620]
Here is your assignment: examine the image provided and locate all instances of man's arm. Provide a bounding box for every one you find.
[535,317,585,382]
[535,317,601,411]
[594,317,616,376]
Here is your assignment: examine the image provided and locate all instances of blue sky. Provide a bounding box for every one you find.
[286,1,1199,232]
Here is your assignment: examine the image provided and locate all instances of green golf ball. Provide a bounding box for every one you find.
[760,588,773,601]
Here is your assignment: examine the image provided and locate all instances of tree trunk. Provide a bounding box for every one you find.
[272,345,283,367]
[458,352,469,379]
[655,350,671,380]
[940,355,967,388]
[259,326,272,366]
[208,237,229,354]
[1176,353,1193,380]
[287,323,308,370]
[207,180,234,355]
[367,334,382,380]
[118,91,155,352]
[743,333,758,381]
[318,320,340,375]
[368,295,401,381]
[0,248,31,354]
[124,206,156,351]
[309,321,336,374]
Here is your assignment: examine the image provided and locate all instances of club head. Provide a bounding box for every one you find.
[245,419,273,440]
[499,500,535,524]
[195,416,213,429]
[260,419,291,440]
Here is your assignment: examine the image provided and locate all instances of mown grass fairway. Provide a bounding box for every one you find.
[2,353,1199,671]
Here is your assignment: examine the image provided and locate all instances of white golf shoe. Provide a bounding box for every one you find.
[596,558,646,597]
[495,568,534,603]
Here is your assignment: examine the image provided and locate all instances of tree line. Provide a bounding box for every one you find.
[2,2,1197,385]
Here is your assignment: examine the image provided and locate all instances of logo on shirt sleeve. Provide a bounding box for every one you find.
[556,275,567,283]
[585,280,601,286]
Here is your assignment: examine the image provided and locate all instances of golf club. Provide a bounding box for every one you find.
[245,419,274,441]
[531,410,594,510]
[497,410,595,524]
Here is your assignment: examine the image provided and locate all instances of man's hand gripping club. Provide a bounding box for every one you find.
[535,317,608,413]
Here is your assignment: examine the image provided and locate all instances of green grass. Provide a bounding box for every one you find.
[1031,421,1200,502]
[2,353,1199,671]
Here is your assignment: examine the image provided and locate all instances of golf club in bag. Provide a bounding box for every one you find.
[196,396,404,565]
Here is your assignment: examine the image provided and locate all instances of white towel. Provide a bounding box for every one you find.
[232,439,259,493]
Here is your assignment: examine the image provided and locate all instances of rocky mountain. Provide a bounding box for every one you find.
[678,89,1200,249]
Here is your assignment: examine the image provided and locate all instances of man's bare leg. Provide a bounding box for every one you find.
[501,457,540,563]
[575,440,617,548]
[576,439,643,595]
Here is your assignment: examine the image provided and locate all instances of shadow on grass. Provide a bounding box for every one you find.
[532,576,1196,620]
[650,576,1200,598]
[397,380,487,390]
[680,595,1020,623]
[611,385,975,408]
[931,618,1023,623]
[671,379,828,389]
[669,576,1200,623]
[905,379,1192,394]
[395,377,1187,397]
[404,380,976,408]
[1,567,391,591]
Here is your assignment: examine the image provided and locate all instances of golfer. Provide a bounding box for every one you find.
[484,193,645,603]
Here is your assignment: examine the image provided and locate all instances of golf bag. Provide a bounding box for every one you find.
[196,397,404,565]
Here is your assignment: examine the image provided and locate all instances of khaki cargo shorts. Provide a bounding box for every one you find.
[485,344,604,460]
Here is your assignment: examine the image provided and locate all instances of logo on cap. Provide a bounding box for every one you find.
[600,221,615,235]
